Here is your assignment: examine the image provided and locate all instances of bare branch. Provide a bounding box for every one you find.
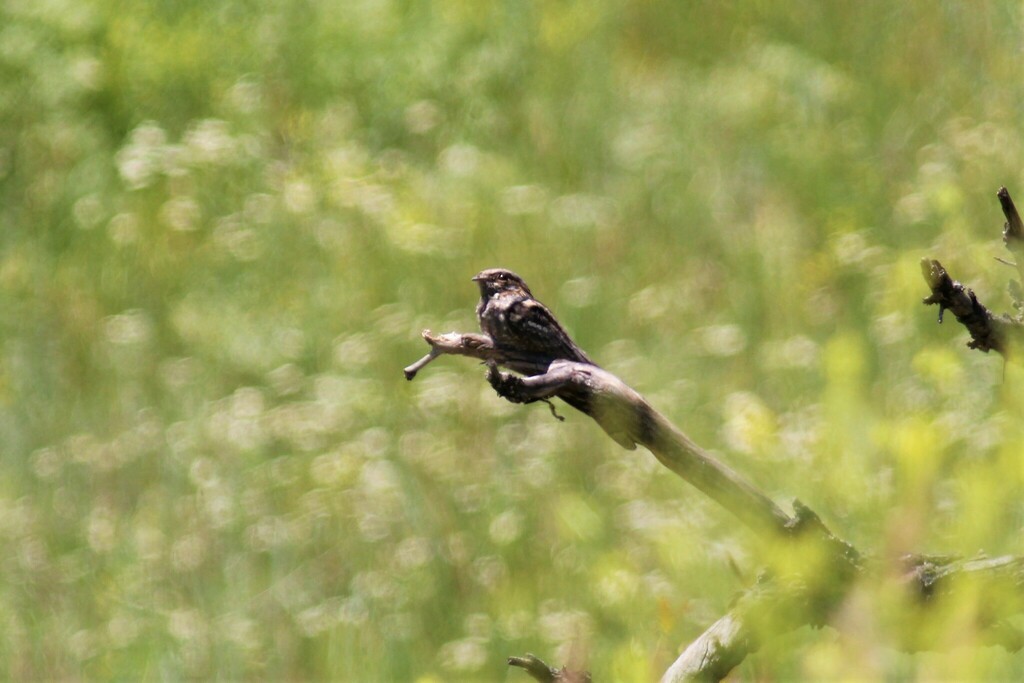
[660,575,818,683]
[484,358,796,536]
[403,330,556,380]
[919,259,1018,354]
[661,612,748,683]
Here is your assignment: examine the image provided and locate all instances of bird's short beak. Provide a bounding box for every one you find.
[471,273,485,282]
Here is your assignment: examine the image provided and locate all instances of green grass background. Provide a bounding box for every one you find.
[2,1,1024,679]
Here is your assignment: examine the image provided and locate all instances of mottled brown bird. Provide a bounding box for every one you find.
[473,268,595,375]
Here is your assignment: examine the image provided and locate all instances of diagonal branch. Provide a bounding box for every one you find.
[407,330,862,681]
[412,333,798,536]
[486,357,858,566]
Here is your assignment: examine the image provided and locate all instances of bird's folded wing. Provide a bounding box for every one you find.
[508,298,594,365]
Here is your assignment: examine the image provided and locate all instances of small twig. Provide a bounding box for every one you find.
[403,344,440,380]
[994,256,1018,269]
[403,330,496,380]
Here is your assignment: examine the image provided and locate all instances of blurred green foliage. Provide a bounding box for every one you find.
[2,0,1023,679]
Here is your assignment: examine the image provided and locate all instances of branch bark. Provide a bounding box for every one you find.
[407,330,803,536]
[660,576,816,683]
[485,359,799,536]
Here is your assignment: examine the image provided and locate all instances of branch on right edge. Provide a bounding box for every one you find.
[919,258,1015,355]
[997,186,1024,311]
[921,187,1024,357]
[899,554,1024,652]
[997,186,1024,244]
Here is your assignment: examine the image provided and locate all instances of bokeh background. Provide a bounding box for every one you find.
[3,1,1024,680]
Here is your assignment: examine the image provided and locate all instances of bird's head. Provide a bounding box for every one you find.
[472,268,533,298]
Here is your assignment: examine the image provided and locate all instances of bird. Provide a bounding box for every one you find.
[472,268,595,375]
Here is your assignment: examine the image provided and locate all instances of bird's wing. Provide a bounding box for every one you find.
[507,298,594,364]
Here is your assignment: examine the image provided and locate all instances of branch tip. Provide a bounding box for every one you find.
[920,257,1012,355]
[998,186,1024,246]
[508,654,556,682]
[507,654,591,683]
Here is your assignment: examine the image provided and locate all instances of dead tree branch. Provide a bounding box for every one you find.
[484,359,803,537]
[661,575,815,683]
[919,258,1015,354]
[921,187,1024,356]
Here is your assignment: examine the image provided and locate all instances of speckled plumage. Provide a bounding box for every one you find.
[473,268,594,375]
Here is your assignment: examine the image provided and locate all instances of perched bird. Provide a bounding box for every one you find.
[472,268,595,375]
